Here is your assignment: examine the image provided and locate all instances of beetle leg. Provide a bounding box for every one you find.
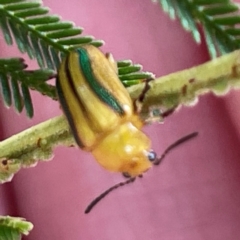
[134,78,154,114]
[160,107,177,118]
[105,53,118,74]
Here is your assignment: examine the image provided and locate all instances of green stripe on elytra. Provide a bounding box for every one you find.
[77,48,124,115]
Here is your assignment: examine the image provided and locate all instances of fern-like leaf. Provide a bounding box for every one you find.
[0,0,153,87]
[0,0,102,69]
[0,216,33,240]
[0,58,55,117]
[118,60,155,87]
[153,0,240,58]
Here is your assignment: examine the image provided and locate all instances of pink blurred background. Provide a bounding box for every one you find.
[1,0,240,239]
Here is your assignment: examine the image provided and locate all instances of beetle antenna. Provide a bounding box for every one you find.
[85,132,198,214]
[85,177,136,214]
[154,132,198,165]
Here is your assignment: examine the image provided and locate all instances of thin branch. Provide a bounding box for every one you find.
[0,115,74,183]
[1,50,240,183]
[132,49,240,118]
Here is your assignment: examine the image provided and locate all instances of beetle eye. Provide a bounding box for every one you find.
[147,150,157,162]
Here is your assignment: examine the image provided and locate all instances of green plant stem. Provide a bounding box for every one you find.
[132,49,240,117]
[1,50,240,183]
[0,115,74,183]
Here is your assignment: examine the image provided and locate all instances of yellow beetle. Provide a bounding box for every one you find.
[56,45,197,213]
[57,45,155,177]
